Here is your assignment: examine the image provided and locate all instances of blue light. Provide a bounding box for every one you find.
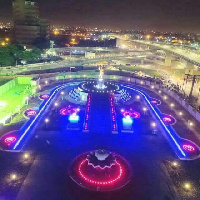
[122,84,186,158]
[69,113,79,122]
[122,116,133,124]
[13,82,80,150]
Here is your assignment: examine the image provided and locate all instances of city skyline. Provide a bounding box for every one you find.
[1,0,200,32]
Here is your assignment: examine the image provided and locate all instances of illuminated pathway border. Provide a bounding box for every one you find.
[13,82,80,150]
[1,79,200,160]
[122,84,200,160]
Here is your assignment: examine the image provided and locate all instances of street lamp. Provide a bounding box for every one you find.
[61,91,65,100]
[184,182,191,192]
[151,122,157,134]
[179,111,183,116]
[171,161,178,169]
[23,153,30,159]
[11,173,17,181]
[54,102,58,112]
[170,103,175,108]
[136,95,140,100]
[163,95,168,100]
[143,107,147,115]
[45,118,49,128]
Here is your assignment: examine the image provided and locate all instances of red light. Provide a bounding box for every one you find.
[183,144,195,152]
[78,159,123,185]
[4,136,16,146]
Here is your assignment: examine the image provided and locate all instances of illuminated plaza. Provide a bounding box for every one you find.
[0,66,200,199]
[1,0,200,200]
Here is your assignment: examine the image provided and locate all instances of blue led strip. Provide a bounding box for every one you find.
[122,85,186,158]
[13,82,79,150]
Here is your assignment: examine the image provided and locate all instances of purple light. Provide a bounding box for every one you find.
[121,109,140,119]
[151,99,161,105]
[24,109,37,118]
[39,94,50,100]
[163,117,172,122]
[162,115,176,125]
[4,136,17,146]
[60,106,80,116]
[183,144,195,152]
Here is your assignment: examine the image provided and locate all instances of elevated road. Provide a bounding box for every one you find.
[131,40,200,67]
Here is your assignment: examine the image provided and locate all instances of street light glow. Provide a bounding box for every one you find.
[11,174,17,180]
[24,153,29,159]
[184,183,191,191]
[45,118,49,123]
[170,103,175,107]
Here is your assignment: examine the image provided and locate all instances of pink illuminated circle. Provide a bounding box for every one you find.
[183,144,195,152]
[163,117,172,122]
[60,107,80,115]
[78,159,123,185]
[122,110,140,119]
[4,136,16,146]
[151,99,161,105]
[40,94,50,100]
[25,109,37,117]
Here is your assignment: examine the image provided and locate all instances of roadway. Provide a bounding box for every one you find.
[132,40,200,67]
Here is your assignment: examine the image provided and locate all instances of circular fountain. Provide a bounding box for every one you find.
[79,66,119,93]
[69,149,131,191]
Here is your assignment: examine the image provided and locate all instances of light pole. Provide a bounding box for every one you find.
[151,122,157,134]
[61,91,65,100]
[45,118,49,129]
[143,107,147,115]
[54,102,58,112]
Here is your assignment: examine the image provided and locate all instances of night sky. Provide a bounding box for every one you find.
[1,0,200,32]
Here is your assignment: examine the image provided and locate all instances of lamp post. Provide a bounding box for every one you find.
[61,91,65,100]
[54,102,58,112]
[45,118,49,129]
[151,122,157,134]
[143,107,147,115]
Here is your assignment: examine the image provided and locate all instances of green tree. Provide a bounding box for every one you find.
[0,50,15,66]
